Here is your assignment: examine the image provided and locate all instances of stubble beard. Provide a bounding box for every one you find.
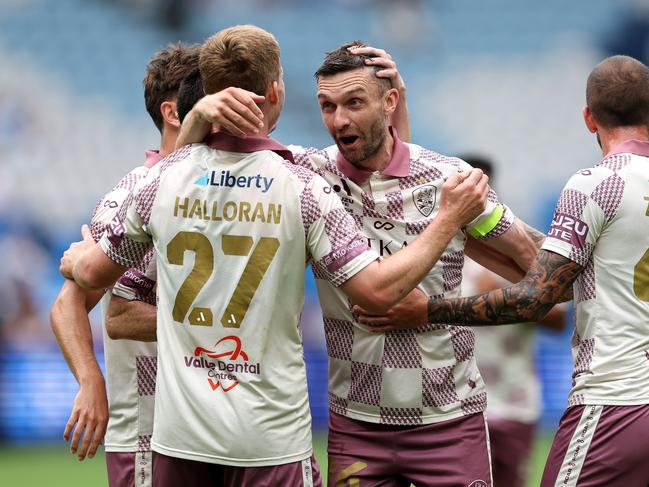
[339,117,387,168]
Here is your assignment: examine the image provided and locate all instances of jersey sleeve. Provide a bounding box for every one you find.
[453,159,515,240]
[295,168,378,287]
[287,144,321,171]
[98,172,157,269]
[111,250,157,305]
[541,167,619,266]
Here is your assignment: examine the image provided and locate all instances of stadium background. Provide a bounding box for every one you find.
[0,0,647,485]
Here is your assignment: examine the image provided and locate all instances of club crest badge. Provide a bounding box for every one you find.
[412,185,436,217]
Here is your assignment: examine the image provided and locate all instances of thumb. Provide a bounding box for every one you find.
[81,224,93,242]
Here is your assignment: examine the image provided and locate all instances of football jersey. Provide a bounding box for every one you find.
[541,139,649,406]
[99,133,378,466]
[288,128,515,425]
[89,150,160,453]
[464,259,541,424]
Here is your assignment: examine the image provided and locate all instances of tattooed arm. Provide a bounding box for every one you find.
[427,250,581,325]
[478,218,546,274]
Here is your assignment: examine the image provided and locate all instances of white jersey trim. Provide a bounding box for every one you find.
[554,405,602,487]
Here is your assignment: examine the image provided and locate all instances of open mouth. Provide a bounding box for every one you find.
[339,135,359,147]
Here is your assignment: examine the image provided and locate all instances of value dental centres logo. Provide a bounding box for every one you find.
[185,336,260,392]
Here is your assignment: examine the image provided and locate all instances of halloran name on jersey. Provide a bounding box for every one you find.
[174,197,281,224]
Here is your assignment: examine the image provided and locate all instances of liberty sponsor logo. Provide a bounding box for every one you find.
[323,236,369,273]
[186,335,260,392]
[548,213,588,248]
[195,170,274,193]
[413,184,437,217]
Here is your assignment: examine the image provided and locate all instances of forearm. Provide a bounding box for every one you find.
[72,244,128,290]
[465,237,526,283]
[176,109,211,149]
[50,280,105,384]
[486,218,544,272]
[106,295,157,341]
[427,250,580,326]
[344,214,459,312]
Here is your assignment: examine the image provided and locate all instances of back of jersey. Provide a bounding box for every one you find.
[147,143,313,466]
[541,141,649,406]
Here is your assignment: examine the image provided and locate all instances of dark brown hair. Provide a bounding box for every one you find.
[143,42,200,133]
[314,41,391,92]
[586,55,649,129]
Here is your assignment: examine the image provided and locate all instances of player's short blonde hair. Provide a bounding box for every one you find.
[199,25,281,96]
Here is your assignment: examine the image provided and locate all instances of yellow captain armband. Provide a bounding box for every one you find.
[467,203,504,238]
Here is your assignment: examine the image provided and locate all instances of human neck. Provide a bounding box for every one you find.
[356,129,394,172]
[600,125,649,156]
[159,126,179,157]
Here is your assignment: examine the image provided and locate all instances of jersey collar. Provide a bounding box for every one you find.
[204,132,295,163]
[144,150,163,168]
[606,139,649,158]
[336,126,410,185]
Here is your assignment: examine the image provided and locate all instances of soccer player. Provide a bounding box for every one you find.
[416,55,649,486]
[58,25,489,487]
[462,156,568,487]
[178,43,544,485]
[50,42,200,486]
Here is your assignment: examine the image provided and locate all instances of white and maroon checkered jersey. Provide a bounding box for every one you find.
[464,259,541,424]
[288,129,515,426]
[542,139,649,407]
[89,150,160,455]
[99,133,378,467]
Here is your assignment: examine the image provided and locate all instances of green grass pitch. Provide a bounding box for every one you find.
[0,432,553,486]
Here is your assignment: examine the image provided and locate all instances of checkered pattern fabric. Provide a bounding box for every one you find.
[290,143,513,425]
[87,154,159,453]
[541,144,649,406]
[136,356,157,396]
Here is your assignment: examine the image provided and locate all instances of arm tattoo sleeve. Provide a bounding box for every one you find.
[428,250,581,326]
[522,221,546,248]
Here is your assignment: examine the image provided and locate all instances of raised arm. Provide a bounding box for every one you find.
[427,249,581,326]
[50,279,107,460]
[341,170,488,312]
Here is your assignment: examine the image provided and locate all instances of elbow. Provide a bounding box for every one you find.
[357,289,401,314]
[105,316,123,340]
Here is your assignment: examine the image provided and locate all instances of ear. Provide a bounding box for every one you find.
[266,81,278,104]
[583,105,598,133]
[383,87,399,118]
[161,100,180,129]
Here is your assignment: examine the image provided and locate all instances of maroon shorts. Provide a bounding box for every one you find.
[487,417,535,487]
[541,404,649,487]
[106,451,153,487]
[328,411,492,487]
[152,451,322,487]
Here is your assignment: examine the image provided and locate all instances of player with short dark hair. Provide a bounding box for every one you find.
[419,54,649,486]
[178,40,545,486]
[50,42,200,487]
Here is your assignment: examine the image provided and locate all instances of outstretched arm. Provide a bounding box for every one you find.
[427,250,581,325]
[50,279,107,461]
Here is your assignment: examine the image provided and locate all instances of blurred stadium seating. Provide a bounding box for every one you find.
[0,0,646,455]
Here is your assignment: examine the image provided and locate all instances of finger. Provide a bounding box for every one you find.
[218,118,248,138]
[462,168,484,186]
[87,421,107,459]
[352,305,382,316]
[64,411,79,441]
[367,324,397,333]
[70,417,85,455]
[445,171,464,188]
[366,58,396,70]
[232,90,265,119]
[220,102,263,134]
[357,316,392,326]
[349,46,390,59]
[374,68,398,80]
[77,419,95,460]
[81,224,93,242]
